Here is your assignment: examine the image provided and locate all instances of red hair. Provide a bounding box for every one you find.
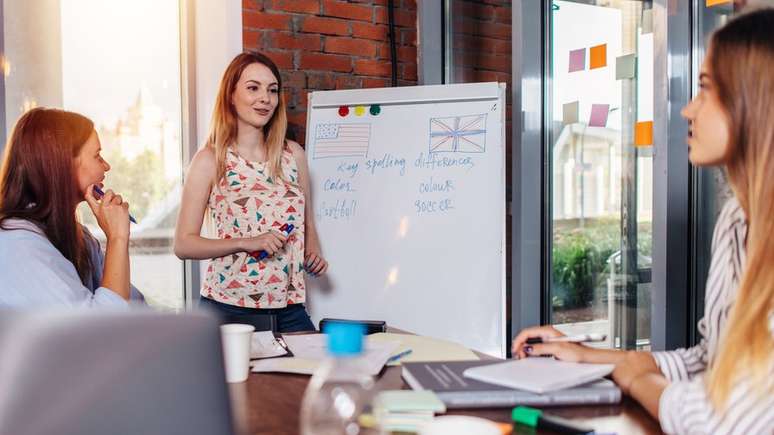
[0,108,95,283]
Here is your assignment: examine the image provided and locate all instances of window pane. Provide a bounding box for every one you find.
[3,0,184,310]
[548,1,654,350]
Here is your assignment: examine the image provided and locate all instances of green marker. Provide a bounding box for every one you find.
[369,104,381,116]
[512,406,594,434]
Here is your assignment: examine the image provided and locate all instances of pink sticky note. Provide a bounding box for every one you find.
[589,104,610,127]
[569,48,585,73]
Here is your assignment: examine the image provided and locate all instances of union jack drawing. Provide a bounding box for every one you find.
[313,123,371,159]
[428,114,487,154]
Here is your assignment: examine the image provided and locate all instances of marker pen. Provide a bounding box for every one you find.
[92,185,137,224]
[526,333,607,345]
[250,223,294,260]
[512,406,594,434]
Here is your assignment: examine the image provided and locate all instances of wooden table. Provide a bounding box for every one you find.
[229,362,664,435]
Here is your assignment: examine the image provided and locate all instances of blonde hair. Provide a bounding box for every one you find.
[207,52,288,184]
[706,7,774,410]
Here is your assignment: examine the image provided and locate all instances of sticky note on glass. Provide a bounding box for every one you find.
[635,121,653,146]
[706,0,732,6]
[616,54,636,80]
[642,9,653,34]
[569,48,585,72]
[589,104,610,127]
[589,44,607,69]
[563,101,579,125]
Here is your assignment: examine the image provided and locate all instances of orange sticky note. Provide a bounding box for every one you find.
[635,121,653,146]
[706,0,732,6]
[589,44,607,69]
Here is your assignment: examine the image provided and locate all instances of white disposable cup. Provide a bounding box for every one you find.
[418,416,502,435]
[220,324,255,383]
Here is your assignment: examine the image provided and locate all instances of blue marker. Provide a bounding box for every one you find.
[92,185,137,224]
[251,223,294,260]
[386,349,412,364]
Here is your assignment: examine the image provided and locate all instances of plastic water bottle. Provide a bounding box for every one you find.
[299,321,380,435]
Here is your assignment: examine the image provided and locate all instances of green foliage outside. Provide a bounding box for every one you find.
[79,148,172,227]
[552,218,652,311]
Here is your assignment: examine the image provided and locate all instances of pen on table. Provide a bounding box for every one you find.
[92,185,137,224]
[386,349,412,363]
[512,406,594,435]
[525,333,606,345]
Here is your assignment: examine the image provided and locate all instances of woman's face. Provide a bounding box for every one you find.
[681,56,732,166]
[74,130,110,197]
[231,62,280,131]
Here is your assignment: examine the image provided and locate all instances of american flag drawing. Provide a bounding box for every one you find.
[428,114,487,154]
[313,123,371,159]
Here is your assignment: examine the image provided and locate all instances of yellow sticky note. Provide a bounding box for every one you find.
[354,106,366,116]
[635,121,653,146]
[589,44,607,69]
[706,0,732,6]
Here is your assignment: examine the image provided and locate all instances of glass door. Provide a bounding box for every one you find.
[546,0,654,350]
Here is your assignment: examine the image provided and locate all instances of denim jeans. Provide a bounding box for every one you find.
[199,297,315,333]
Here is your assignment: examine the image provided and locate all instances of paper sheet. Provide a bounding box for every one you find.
[368,333,479,365]
[616,54,636,80]
[589,104,610,127]
[562,101,580,125]
[635,121,653,146]
[569,48,586,73]
[589,44,607,69]
[251,334,400,376]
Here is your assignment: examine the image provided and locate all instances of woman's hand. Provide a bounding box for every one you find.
[511,325,599,362]
[84,185,129,242]
[511,325,566,358]
[612,351,661,395]
[241,231,288,257]
[304,250,328,275]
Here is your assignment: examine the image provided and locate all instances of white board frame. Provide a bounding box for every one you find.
[304,82,507,357]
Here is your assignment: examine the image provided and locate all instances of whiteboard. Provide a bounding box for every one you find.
[305,82,506,357]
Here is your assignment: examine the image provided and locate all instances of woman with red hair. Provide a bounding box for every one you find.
[0,108,138,307]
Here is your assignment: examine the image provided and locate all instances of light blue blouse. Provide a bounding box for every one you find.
[0,219,141,308]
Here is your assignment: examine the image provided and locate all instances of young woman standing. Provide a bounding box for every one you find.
[175,52,328,332]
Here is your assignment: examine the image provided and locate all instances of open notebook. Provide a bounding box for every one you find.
[462,358,614,394]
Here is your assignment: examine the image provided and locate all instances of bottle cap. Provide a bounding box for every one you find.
[511,406,542,427]
[324,321,365,356]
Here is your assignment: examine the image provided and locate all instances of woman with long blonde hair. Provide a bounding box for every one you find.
[175,52,327,332]
[512,8,774,434]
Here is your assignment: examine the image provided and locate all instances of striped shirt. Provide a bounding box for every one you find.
[652,197,774,435]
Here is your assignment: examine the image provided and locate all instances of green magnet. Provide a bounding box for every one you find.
[369,105,381,116]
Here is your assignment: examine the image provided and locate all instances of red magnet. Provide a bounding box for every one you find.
[338,106,349,117]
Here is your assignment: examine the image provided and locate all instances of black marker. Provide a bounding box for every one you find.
[526,333,607,345]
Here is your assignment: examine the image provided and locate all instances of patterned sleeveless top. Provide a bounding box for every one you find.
[201,146,306,308]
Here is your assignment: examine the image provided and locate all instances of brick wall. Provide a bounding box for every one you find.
[243,0,418,144]
[449,0,512,154]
